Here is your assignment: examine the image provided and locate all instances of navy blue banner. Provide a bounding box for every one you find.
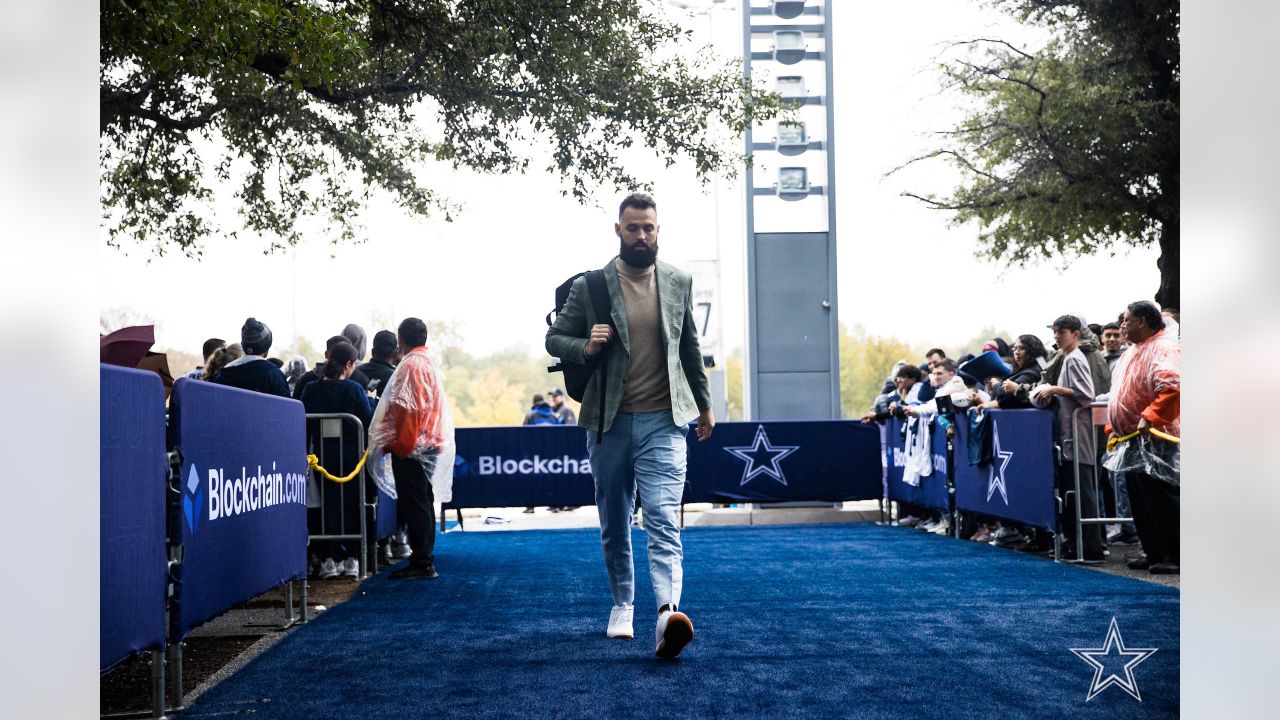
[448,426,596,509]
[447,421,882,508]
[685,421,882,503]
[883,416,950,510]
[168,378,308,639]
[954,409,1058,531]
[100,365,169,672]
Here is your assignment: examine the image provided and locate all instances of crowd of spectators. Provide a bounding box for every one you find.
[861,301,1181,574]
[184,317,413,579]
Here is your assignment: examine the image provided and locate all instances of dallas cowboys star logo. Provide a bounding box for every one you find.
[986,421,1012,505]
[723,425,799,487]
[1070,617,1158,701]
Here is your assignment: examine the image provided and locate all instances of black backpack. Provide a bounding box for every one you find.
[546,269,613,443]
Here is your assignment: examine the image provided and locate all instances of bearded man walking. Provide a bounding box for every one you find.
[546,192,715,659]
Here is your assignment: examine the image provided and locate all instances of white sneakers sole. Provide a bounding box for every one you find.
[655,611,694,659]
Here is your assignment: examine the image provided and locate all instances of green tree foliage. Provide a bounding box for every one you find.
[897,0,1179,307]
[838,324,913,419]
[101,0,783,256]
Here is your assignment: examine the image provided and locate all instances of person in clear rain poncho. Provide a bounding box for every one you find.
[1103,300,1180,574]
[368,317,455,580]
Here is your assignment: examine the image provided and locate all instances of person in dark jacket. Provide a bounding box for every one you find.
[300,341,373,579]
[523,394,562,426]
[211,318,290,398]
[357,330,398,402]
[984,334,1047,409]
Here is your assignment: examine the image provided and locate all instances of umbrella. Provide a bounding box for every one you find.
[100,325,155,368]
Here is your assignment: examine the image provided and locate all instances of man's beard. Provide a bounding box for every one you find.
[619,240,657,268]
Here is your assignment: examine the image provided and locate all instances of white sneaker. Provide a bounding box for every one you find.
[655,609,694,659]
[929,517,951,535]
[918,517,940,531]
[318,557,339,579]
[607,604,634,639]
[341,557,360,578]
[391,530,412,559]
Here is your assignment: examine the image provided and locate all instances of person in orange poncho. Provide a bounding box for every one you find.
[368,317,455,580]
[1105,300,1180,575]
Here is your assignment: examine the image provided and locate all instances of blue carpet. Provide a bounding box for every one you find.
[185,524,1178,719]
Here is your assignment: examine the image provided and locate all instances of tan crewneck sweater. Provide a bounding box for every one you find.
[616,258,671,413]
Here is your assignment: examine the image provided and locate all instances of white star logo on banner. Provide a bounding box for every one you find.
[986,422,1012,505]
[1070,617,1158,701]
[723,425,799,487]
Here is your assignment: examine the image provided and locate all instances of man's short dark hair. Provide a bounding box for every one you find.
[325,335,348,351]
[925,348,946,359]
[371,330,398,360]
[936,358,957,374]
[618,192,657,218]
[532,394,545,405]
[202,338,226,361]
[896,364,923,381]
[1052,314,1082,332]
[1126,300,1165,330]
[1088,323,1102,336]
[1102,322,1120,332]
[398,317,429,348]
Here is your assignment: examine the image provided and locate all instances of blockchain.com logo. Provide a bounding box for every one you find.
[182,465,204,534]
[182,462,308,534]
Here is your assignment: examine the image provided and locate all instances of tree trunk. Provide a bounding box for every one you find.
[1154,215,1179,310]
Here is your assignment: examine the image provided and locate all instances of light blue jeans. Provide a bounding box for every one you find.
[587,411,688,611]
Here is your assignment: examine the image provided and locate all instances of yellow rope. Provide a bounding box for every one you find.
[1106,427,1181,452]
[306,448,371,483]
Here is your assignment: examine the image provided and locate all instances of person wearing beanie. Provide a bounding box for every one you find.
[210,318,290,397]
[358,330,399,402]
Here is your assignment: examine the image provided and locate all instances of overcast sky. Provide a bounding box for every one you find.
[99,0,1161,368]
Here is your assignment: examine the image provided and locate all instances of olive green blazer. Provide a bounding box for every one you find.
[545,258,711,433]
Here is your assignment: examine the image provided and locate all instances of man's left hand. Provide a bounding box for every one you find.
[696,407,716,442]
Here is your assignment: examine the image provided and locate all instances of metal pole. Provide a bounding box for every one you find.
[1053,443,1063,562]
[285,581,294,624]
[168,642,183,713]
[150,648,166,720]
[1072,405,1084,562]
[357,420,367,579]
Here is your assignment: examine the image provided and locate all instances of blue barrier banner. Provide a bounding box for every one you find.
[685,421,882,503]
[883,416,950,510]
[448,426,596,509]
[169,378,308,639]
[100,365,169,672]
[447,421,882,508]
[954,409,1058,531]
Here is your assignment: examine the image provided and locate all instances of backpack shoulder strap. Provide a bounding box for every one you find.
[585,269,612,327]
[583,269,613,445]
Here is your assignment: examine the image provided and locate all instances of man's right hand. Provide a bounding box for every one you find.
[584,324,614,358]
